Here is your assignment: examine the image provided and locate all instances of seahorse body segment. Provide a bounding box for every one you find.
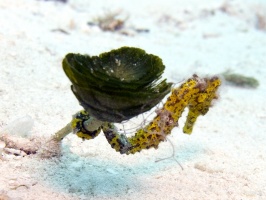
[72,75,221,154]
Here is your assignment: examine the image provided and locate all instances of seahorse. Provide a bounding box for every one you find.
[70,75,221,154]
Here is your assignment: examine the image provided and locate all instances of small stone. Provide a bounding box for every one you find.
[0,141,6,148]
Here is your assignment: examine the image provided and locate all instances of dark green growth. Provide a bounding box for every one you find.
[222,71,259,88]
[63,47,172,122]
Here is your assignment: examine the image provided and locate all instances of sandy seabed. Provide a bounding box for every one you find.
[0,0,266,199]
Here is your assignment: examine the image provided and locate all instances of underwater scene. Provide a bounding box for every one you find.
[0,0,265,199]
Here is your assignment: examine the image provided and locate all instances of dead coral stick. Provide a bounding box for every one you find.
[52,122,72,142]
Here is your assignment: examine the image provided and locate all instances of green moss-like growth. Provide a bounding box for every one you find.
[63,47,172,122]
[222,71,259,88]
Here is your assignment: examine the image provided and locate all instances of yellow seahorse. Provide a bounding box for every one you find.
[70,75,221,154]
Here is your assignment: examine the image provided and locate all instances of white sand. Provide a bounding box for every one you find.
[0,0,266,199]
